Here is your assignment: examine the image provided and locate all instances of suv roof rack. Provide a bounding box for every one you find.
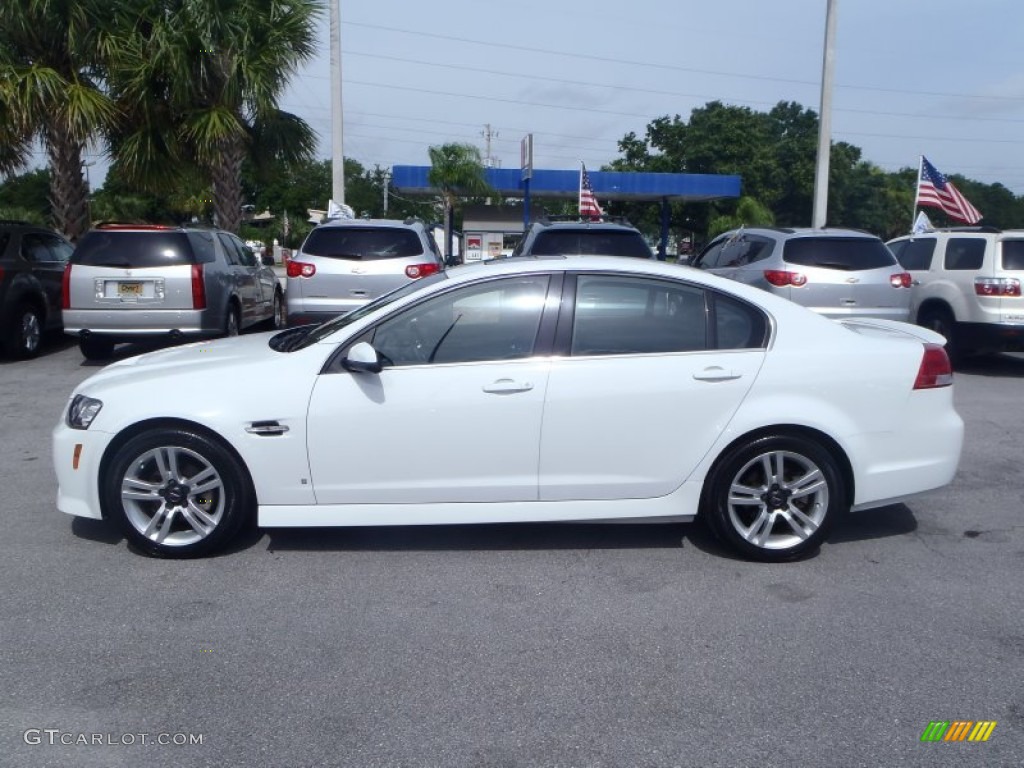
[95,222,177,230]
[933,226,1002,233]
[537,214,635,227]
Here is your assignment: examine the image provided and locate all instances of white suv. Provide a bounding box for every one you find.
[887,228,1024,362]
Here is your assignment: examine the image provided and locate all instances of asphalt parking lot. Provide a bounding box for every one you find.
[2,336,1022,768]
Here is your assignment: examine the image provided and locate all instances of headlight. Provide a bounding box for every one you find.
[66,394,103,430]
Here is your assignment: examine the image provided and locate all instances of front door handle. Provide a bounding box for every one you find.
[693,367,742,382]
[482,379,534,394]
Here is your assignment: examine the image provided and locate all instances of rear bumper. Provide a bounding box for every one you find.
[63,308,217,339]
[955,321,1024,353]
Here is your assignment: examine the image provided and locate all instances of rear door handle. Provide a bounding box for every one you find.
[693,367,742,382]
[482,379,534,394]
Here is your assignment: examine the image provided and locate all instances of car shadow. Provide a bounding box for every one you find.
[828,503,918,543]
[955,352,1024,378]
[0,331,75,364]
[77,338,187,367]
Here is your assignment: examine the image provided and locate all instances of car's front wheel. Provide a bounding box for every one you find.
[704,434,844,562]
[103,428,252,558]
[224,304,240,337]
[3,302,43,359]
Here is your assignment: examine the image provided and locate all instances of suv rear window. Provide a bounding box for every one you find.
[783,237,896,271]
[529,230,652,258]
[301,227,424,260]
[1001,240,1024,271]
[72,231,199,267]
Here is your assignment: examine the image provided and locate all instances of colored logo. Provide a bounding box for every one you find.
[921,721,996,742]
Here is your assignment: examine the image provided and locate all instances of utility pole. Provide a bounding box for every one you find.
[330,0,345,205]
[481,124,500,168]
[812,0,838,228]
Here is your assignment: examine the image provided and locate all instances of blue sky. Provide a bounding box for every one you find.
[278,0,1024,198]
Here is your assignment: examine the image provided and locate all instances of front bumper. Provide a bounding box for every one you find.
[52,419,114,521]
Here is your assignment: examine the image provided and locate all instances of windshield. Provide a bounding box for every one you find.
[281,272,449,351]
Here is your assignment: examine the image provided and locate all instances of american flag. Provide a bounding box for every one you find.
[916,156,982,225]
[579,163,603,219]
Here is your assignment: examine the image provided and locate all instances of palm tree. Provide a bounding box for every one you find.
[427,143,491,263]
[108,0,320,233]
[0,1,117,239]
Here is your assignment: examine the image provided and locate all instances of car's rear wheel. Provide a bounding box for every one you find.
[79,336,115,361]
[269,289,286,330]
[4,302,43,359]
[103,428,252,558]
[705,434,844,562]
[224,304,240,337]
[918,306,962,364]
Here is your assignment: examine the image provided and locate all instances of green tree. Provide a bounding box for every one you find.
[0,0,117,238]
[427,143,491,261]
[107,0,320,233]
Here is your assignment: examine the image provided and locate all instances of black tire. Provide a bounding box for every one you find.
[224,303,241,337]
[704,434,845,562]
[918,306,962,365]
[80,336,115,361]
[102,428,252,558]
[3,302,44,359]
[268,289,286,330]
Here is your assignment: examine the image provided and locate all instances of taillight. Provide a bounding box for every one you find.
[287,260,316,278]
[764,270,807,287]
[62,263,72,309]
[890,272,912,288]
[405,263,441,279]
[974,277,1020,297]
[914,343,953,389]
[191,264,206,309]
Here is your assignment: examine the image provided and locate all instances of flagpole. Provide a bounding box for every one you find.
[911,155,923,231]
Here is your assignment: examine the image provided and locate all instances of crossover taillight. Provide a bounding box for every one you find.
[191,264,206,309]
[62,263,72,309]
[287,260,316,278]
[764,270,807,287]
[405,263,441,279]
[974,277,1021,297]
[890,272,912,288]
[913,343,953,389]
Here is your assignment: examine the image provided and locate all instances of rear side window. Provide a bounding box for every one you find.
[72,231,197,267]
[783,237,897,271]
[943,238,985,271]
[301,227,424,260]
[712,292,769,349]
[894,238,936,271]
[530,230,652,258]
[1001,240,1024,271]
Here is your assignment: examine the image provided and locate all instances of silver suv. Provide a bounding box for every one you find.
[887,228,1024,362]
[64,224,284,360]
[691,227,911,321]
[511,217,653,259]
[286,218,443,325]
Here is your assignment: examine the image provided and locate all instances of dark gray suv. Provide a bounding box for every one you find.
[63,224,284,360]
[0,220,74,359]
[511,217,653,259]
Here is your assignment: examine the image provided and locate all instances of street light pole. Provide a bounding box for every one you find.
[812,0,838,229]
[329,0,345,206]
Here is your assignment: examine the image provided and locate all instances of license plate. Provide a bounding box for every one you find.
[118,282,143,297]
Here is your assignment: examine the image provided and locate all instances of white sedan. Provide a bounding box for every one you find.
[53,257,963,562]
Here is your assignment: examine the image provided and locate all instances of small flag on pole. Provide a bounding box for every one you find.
[579,163,603,220]
[912,211,934,234]
[916,156,982,224]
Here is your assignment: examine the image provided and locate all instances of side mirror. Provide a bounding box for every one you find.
[342,341,383,374]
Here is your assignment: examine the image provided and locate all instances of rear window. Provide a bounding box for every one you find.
[783,237,897,271]
[529,229,652,258]
[301,227,424,260]
[1001,240,1024,271]
[71,231,199,267]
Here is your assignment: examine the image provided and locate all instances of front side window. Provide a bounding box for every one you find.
[571,275,707,355]
[895,238,936,271]
[944,238,985,271]
[371,275,550,366]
